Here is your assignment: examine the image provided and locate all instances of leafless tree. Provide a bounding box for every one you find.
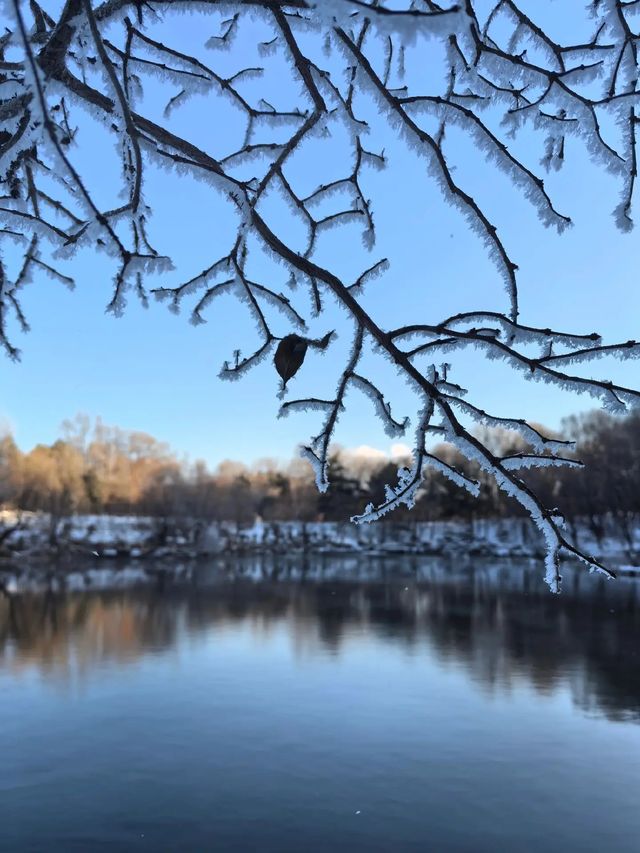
[2,0,640,589]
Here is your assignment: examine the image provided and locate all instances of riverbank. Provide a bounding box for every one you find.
[1,510,638,570]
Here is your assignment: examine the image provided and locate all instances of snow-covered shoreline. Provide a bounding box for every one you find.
[1,510,639,595]
[1,510,639,565]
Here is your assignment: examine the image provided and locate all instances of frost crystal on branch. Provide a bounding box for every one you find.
[2,0,640,589]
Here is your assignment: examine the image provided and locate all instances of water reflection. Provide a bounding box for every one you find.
[1,557,639,721]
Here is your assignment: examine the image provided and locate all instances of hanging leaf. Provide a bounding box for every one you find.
[274,331,334,387]
[274,335,308,386]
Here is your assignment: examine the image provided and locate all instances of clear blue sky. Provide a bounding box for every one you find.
[1,8,639,468]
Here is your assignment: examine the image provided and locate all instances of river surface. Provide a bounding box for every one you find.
[1,557,639,852]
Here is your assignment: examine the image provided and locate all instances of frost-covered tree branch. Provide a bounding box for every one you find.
[2,0,640,590]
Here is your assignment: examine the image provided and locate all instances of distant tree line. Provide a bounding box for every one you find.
[0,412,638,537]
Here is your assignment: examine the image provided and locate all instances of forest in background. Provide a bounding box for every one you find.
[0,412,638,538]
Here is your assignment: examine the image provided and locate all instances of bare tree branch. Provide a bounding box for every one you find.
[1,0,640,589]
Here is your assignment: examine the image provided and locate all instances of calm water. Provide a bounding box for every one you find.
[1,558,639,852]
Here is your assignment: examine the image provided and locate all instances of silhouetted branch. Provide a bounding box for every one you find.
[2,0,640,588]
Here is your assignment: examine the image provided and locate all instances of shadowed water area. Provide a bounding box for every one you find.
[1,557,639,852]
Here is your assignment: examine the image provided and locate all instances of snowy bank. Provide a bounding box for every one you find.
[0,511,638,567]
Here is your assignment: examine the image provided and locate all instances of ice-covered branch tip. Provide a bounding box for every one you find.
[2,1,640,589]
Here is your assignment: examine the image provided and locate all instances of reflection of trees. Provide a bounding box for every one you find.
[1,560,638,721]
[411,573,640,721]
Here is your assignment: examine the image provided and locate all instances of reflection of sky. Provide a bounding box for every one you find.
[1,8,639,466]
[2,573,640,851]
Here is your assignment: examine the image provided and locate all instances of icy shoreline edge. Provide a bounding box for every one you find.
[1,511,639,567]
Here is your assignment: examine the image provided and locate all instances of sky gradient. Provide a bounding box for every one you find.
[1,8,639,469]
